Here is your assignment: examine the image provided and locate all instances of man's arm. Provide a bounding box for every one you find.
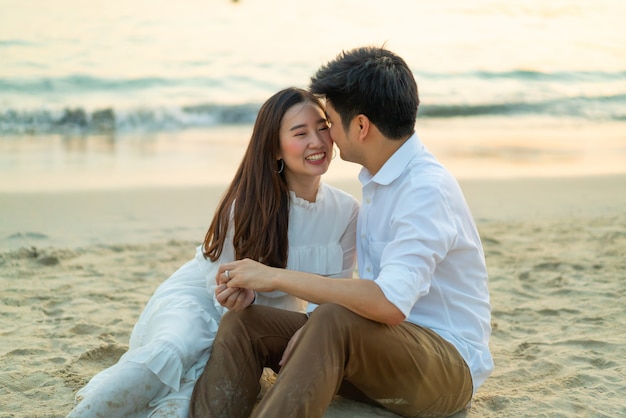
[216,259,405,325]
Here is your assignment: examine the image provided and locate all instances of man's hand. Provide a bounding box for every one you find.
[217,259,278,292]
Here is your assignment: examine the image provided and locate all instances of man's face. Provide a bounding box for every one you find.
[325,101,354,163]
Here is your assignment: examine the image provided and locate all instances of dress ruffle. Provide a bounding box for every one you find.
[123,340,185,391]
[127,296,221,391]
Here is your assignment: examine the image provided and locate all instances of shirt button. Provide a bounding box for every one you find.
[361,233,366,239]
[366,267,371,273]
[365,198,371,204]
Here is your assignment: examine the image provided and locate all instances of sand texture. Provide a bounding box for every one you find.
[1,175,625,417]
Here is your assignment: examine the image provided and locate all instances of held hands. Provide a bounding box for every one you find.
[214,264,254,311]
[214,283,255,312]
[214,259,277,311]
[216,259,278,293]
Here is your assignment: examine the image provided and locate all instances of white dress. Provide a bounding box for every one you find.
[72,183,359,417]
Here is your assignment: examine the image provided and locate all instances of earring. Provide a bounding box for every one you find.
[276,159,284,174]
[332,146,337,160]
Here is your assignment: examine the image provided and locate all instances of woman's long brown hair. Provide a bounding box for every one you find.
[202,87,325,268]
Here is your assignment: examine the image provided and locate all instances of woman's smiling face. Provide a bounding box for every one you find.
[278,101,332,183]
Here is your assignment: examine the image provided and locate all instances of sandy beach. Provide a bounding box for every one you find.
[1,172,625,417]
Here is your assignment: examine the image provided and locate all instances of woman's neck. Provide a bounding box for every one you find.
[287,175,321,202]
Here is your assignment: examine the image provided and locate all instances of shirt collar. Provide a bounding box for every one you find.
[358,132,422,186]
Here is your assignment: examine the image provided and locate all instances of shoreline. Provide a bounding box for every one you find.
[2,118,626,194]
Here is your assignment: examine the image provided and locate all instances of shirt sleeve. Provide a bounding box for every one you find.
[373,184,457,318]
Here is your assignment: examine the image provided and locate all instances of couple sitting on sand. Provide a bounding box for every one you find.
[67,46,493,418]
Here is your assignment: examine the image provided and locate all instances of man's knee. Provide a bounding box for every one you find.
[311,302,349,316]
[308,303,362,333]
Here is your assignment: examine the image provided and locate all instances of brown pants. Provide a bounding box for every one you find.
[190,304,472,418]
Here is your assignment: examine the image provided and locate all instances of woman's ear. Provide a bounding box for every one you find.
[275,158,285,174]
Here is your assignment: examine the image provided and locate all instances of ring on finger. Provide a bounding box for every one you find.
[224,270,230,279]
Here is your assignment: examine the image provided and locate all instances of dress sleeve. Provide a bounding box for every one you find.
[332,197,359,279]
[306,194,359,314]
[205,209,236,317]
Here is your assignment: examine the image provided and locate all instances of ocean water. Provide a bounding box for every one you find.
[1,0,625,190]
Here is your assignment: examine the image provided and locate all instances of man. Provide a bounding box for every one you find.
[190,46,493,417]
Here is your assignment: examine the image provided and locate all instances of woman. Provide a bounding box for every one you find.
[67,88,359,417]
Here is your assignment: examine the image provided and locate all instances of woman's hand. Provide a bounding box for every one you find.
[214,284,255,312]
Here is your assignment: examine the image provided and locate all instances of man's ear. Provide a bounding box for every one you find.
[355,114,370,143]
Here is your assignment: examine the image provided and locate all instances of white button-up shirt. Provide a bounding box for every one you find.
[357,133,493,393]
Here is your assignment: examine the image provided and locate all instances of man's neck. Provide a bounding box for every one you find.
[364,134,411,176]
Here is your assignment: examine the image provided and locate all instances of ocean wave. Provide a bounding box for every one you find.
[0,75,218,94]
[1,69,625,135]
[1,94,624,135]
[420,94,626,119]
[0,104,261,135]
[2,70,624,94]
